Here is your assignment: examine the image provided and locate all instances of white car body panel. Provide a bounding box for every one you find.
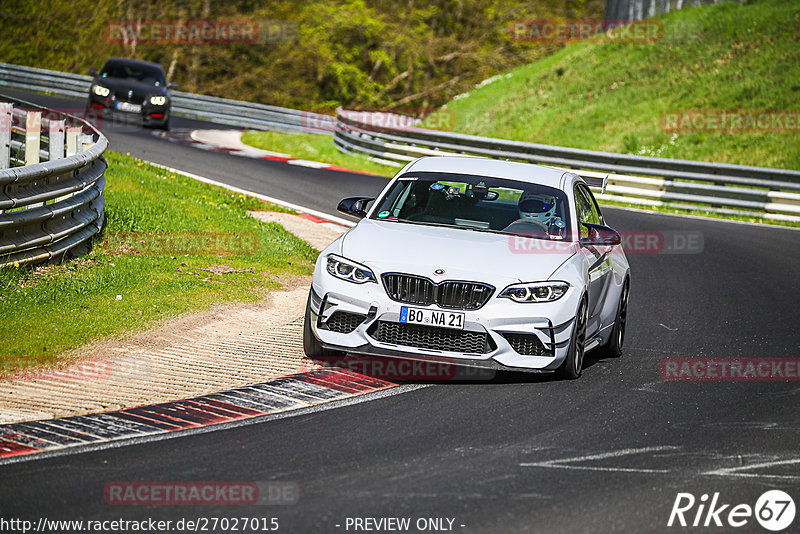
[308,156,630,373]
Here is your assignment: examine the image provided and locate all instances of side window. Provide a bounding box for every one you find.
[584,185,604,225]
[574,185,592,238]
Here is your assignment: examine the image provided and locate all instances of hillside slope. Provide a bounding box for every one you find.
[0,0,601,112]
[441,0,800,169]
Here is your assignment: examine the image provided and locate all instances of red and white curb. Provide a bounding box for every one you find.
[292,212,353,233]
[157,128,377,176]
[0,368,396,462]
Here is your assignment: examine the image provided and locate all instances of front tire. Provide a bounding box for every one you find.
[303,293,344,358]
[597,278,629,359]
[558,298,587,380]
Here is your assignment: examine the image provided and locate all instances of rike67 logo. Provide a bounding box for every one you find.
[668,490,795,531]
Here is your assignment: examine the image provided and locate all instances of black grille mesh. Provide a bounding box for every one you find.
[323,311,366,334]
[501,333,549,356]
[370,321,494,354]
[381,274,493,310]
[382,273,434,305]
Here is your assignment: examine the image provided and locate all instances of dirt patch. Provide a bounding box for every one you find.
[249,211,347,251]
[199,264,256,275]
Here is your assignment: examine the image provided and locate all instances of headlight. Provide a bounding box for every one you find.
[499,281,569,302]
[92,85,110,97]
[326,255,376,284]
[149,96,167,105]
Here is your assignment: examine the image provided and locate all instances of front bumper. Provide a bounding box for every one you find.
[308,270,581,373]
[87,95,169,126]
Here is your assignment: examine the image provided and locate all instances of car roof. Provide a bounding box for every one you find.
[402,156,570,189]
[102,57,165,72]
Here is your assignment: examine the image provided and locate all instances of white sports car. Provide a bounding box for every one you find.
[304,156,630,379]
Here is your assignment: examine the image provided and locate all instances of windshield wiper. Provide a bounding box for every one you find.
[462,226,503,235]
[382,218,561,241]
[386,219,457,229]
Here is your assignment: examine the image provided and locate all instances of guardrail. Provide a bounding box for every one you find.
[0,62,335,135]
[334,109,800,223]
[2,61,799,223]
[0,96,107,267]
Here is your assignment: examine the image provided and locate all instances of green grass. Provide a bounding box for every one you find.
[0,151,318,376]
[440,0,800,170]
[241,130,397,177]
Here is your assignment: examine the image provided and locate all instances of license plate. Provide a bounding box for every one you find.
[399,306,464,330]
[116,102,141,113]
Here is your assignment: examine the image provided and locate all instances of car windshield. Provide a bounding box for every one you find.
[370,172,571,240]
[100,61,166,86]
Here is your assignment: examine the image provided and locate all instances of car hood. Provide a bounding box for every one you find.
[340,219,577,286]
[93,77,167,99]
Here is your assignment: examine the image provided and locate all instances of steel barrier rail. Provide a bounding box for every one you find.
[0,96,107,267]
[335,110,800,188]
[0,62,335,135]
[334,109,800,222]
[2,62,798,222]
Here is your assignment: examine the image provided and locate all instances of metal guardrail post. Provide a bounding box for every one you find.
[0,102,10,171]
[24,111,40,165]
[78,134,92,153]
[66,127,80,157]
[25,111,44,208]
[48,119,65,161]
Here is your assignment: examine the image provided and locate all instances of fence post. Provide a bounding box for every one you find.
[62,128,89,204]
[0,102,11,170]
[49,119,70,204]
[48,119,65,161]
[77,134,93,153]
[66,127,81,157]
[24,111,45,208]
[24,111,41,165]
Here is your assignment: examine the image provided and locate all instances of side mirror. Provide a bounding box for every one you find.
[88,68,98,77]
[167,82,179,90]
[337,196,374,219]
[580,222,621,247]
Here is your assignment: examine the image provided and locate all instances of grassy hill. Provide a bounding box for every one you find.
[439,0,800,170]
[0,0,601,112]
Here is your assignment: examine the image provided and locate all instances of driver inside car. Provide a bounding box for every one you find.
[503,190,562,236]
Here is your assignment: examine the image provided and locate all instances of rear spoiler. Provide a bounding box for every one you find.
[581,173,608,194]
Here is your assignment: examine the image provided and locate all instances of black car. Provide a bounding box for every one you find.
[86,58,177,130]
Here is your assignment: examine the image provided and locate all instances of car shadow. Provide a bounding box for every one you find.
[307,352,611,386]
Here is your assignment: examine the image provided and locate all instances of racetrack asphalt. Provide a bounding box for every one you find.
[1,88,799,533]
